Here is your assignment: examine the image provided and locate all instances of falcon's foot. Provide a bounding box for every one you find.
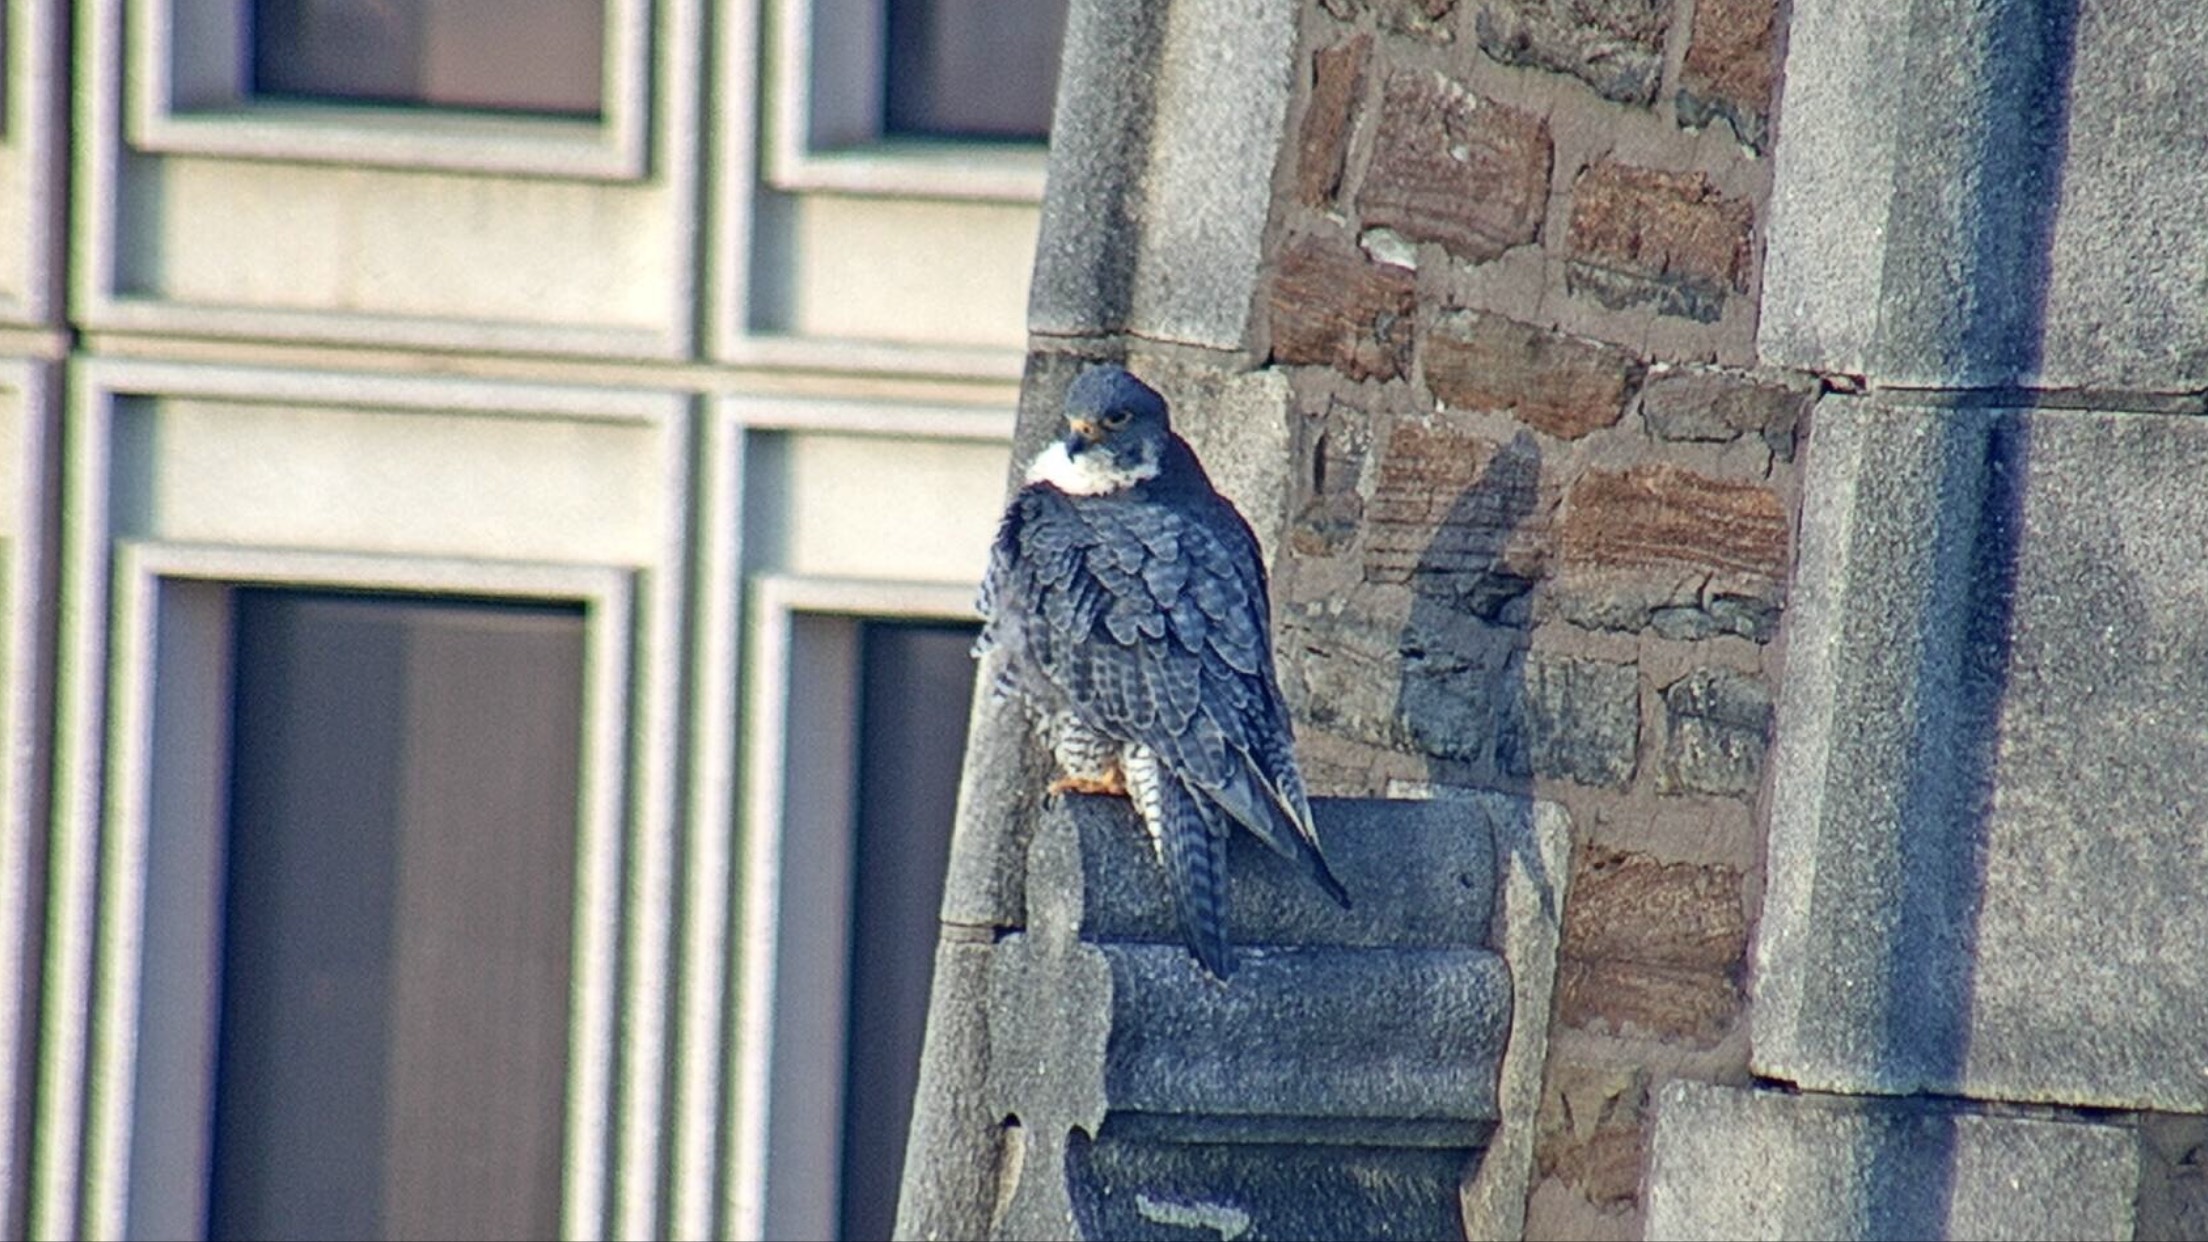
[1048,766,1128,798]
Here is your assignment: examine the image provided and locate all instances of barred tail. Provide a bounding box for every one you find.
[1157,771,1234,979]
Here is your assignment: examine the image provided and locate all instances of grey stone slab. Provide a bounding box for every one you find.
[1029,0,1299,352]
[893,938,1007,1242]
[1644,1081,2139,1242]
[1099,941,1509,1142]
[1052,792,1496,952]
[1065,1134,1474,1242]
[983,795,1523,1241]
[1756,396,2208,1111]
[1761,0,2208,390]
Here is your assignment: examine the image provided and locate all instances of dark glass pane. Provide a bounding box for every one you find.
[839,620,978,1242]
[209,591,583,1242]
[252,0,605,118]
[884,0,1066,141]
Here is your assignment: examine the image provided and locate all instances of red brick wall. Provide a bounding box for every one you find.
[1260,1,1800,1235]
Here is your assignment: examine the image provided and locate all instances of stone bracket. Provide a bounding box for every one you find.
[982,790,1568,1240]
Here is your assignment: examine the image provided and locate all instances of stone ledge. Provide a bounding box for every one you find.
[1644,1081,2139,1242]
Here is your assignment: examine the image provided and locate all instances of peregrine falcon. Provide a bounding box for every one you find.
[975,363,1351,979]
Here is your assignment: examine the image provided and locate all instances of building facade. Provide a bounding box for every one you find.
[1,1,1060,1239]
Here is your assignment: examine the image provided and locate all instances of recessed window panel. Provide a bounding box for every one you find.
[839,619,977,1241]
[251,0,606,118]
[208,590,585,1241]
[883,0,1066,141]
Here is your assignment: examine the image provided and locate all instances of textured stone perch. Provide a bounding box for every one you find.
[984,794,1515,1240]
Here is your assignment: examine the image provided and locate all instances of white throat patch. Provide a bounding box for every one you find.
[1025,440,1159,496]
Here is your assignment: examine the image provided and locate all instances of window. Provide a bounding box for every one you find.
[838,619,976,1241]
[734,579,982,1241]
[882,0,1064,142]
[250,0,606,118]
[133,0,650,178]
[766,0,1068,199]
[207,590,585,1240]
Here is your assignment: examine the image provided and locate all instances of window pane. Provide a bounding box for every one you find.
[209,591,584,1242]
[839,620,978,1241]
[251,0,605,118]
[883,0,1066,141]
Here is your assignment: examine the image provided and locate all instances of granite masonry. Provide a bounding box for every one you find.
[902,0,2208,1237]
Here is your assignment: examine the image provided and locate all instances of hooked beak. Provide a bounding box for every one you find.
[1064,417,1102,452]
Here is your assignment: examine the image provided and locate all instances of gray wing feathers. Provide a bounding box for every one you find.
[987,483,1351,937]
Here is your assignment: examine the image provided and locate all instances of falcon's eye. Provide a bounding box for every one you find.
[1100,409,1132,430]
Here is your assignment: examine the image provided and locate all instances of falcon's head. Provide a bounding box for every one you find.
[1025,364,1171,496]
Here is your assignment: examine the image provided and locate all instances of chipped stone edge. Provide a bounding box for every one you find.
[1387,780,1572,1241]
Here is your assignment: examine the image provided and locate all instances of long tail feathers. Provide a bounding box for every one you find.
[1156,772,1234,979]
[1208,758,1353,911]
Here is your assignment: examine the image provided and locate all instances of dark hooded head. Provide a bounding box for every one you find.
[1026,364,1173,496]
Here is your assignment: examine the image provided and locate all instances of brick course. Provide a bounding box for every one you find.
[1269,228,1417,381]
[1266,2,1794,1231]
[1424,308,1645,440]
[1677,0,1781,150]
[1472,0,1671,105]
[1295,34,1371,208]
[1566,160,1756,323]
[1356,69,1551,263]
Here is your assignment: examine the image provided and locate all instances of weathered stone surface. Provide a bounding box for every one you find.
[1545,1065,1651,1211]
[1364,416,1553,616]
[1473,0,1669,105]
[1556,959,1740,1046]
[1397,602,1523,765]
[1053,792,1498,951]
[1566,161,1755,324]
[1296,35,1371,208]
[1325,0,1460,39]
[985,795,1522,1241]
[894,938,1011,1242]
[1282,586,1425,757]
[1269,228,1417,381]
[1029,0,1299,351]
[1656,667,1773,797]
[1639,367,1809,460]
[1761,0,2208,390]
[1557,464,1789,641]
[1288,395,1371,558]
[1757,400,2208,1112]
[1562,849,1746,971]
[1677,0,1779,150]
[1423,309,1645,440]
[1099,941,1510,1134]
[1534,1063,1649,1209]
[1066,1137,1474,1240]
[1355,69,1551,263]
[1645,1082,2141,1242]
[2137,1115,2208,1242]
[1497,653,1639,788]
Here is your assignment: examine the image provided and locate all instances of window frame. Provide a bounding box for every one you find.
[0,363,58,1242]
[131,0,656,180]
[726,573,980,1242]
[85,545,634,1242]
[762,0,1051,203]
[33,360,695,1242]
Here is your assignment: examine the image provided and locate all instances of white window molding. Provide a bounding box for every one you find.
[129,0,655,181]
[32,359,695,1242]
[2,0,66,327]
[0,362,57,1237]
[724,573,982,1242]
[762,0,1050,203]
[76,0,703,360]
[87,545,633,1242]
